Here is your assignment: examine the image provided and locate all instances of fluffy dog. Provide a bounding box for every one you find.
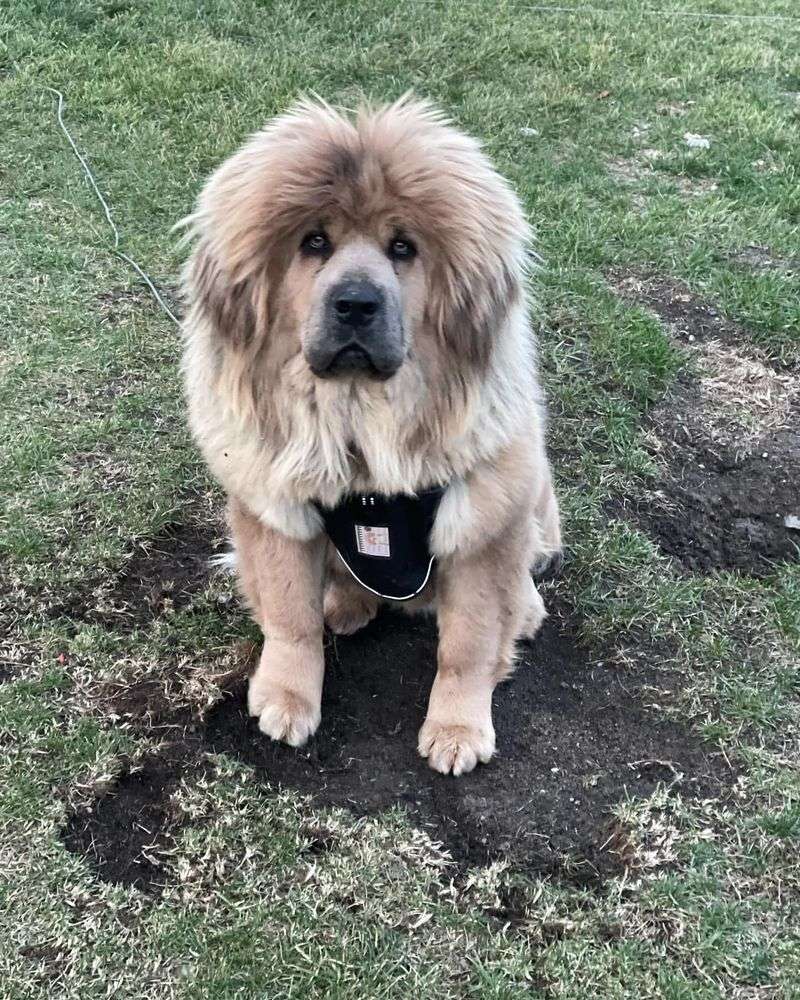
[181,97,561,775]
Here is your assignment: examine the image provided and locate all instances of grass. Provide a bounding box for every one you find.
[1,1,800,997]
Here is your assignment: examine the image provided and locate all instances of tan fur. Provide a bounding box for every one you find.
[229,499,327,747]
[182,96,561,774]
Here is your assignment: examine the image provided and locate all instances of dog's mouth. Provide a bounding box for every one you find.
[309,344,400,381]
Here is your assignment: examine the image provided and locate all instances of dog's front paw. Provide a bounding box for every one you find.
[418,718,495,776]
[248,677,320,747]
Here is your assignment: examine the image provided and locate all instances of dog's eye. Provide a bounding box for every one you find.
[301,232,331,255]
[388,237,416,261]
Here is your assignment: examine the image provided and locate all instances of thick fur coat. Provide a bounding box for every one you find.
[182,97,561,775]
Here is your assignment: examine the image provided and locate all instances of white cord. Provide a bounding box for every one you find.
[46,87,181,328]
[414,0,799,24]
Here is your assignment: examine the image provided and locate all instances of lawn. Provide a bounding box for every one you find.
[1,1,799,997]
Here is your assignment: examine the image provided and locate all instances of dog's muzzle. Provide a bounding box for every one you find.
[306,278,405,380]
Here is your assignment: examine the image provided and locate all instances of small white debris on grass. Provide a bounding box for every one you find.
[684,132,711,149]
[784,515,800,531]
[519,126,539,137]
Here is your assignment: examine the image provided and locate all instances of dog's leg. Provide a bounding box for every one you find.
[229,499,326,747]
[323,549,379,635]
[418,527,533,776]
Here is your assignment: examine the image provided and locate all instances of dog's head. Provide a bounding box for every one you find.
[184,97,530,386]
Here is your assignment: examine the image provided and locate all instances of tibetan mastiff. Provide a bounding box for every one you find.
[181,97,561,776]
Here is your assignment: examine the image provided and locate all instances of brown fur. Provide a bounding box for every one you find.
[181,97,561,774]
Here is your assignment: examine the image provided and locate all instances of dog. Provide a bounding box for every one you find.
[181,97,561,776]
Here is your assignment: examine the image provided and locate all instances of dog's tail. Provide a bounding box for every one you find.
[209,545,237,574]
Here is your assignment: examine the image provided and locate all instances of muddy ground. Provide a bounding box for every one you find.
[610,271,799,576]
[639,408,799,575]
[205,606,731,877]
[63,588,733,892]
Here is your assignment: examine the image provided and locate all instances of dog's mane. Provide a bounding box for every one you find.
[181,96,541,514]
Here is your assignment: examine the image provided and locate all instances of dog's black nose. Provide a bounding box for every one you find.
[331,280,383,328]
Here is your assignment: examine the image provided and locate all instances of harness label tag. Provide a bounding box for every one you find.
[355,525,391,558]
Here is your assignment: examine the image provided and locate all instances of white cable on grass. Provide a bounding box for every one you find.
[46,87,181,328]
[410,0,800,24]
[518,3,798,22]
[117,251,180,326]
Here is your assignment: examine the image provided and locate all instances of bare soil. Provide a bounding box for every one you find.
[61,748,197,894]
[727,245,799,274]
[638,400,799,575]
[609,270,799,575]
[612,271,746,347]
[55,520,222,627]
[609,269,797,371]
[62,599,733,891]
[110,522,220,618]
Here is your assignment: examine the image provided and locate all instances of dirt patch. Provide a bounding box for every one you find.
[681,341,798,451]
[610,320,799,574]
[61,602,732,889]
[606,156,718,198]
[632,410,799,576]
[204,604,731,882]
[109,522,221,618]
[607,269,800,573]
[610,270,747,350]
[5,519,223,646]
[99,640,256,731]
[61,749,196,893]
[59,521,223,627]
[608,269,799,372]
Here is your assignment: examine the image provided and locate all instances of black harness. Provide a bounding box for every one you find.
[315,487,446,601]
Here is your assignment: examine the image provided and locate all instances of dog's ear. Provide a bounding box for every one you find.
[430,258,519,374]
[188,241,267,348]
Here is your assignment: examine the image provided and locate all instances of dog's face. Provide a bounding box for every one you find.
[282,222,427,381]
[186,98,530,395]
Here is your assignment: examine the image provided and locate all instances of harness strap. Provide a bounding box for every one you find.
[315,486,446,601]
